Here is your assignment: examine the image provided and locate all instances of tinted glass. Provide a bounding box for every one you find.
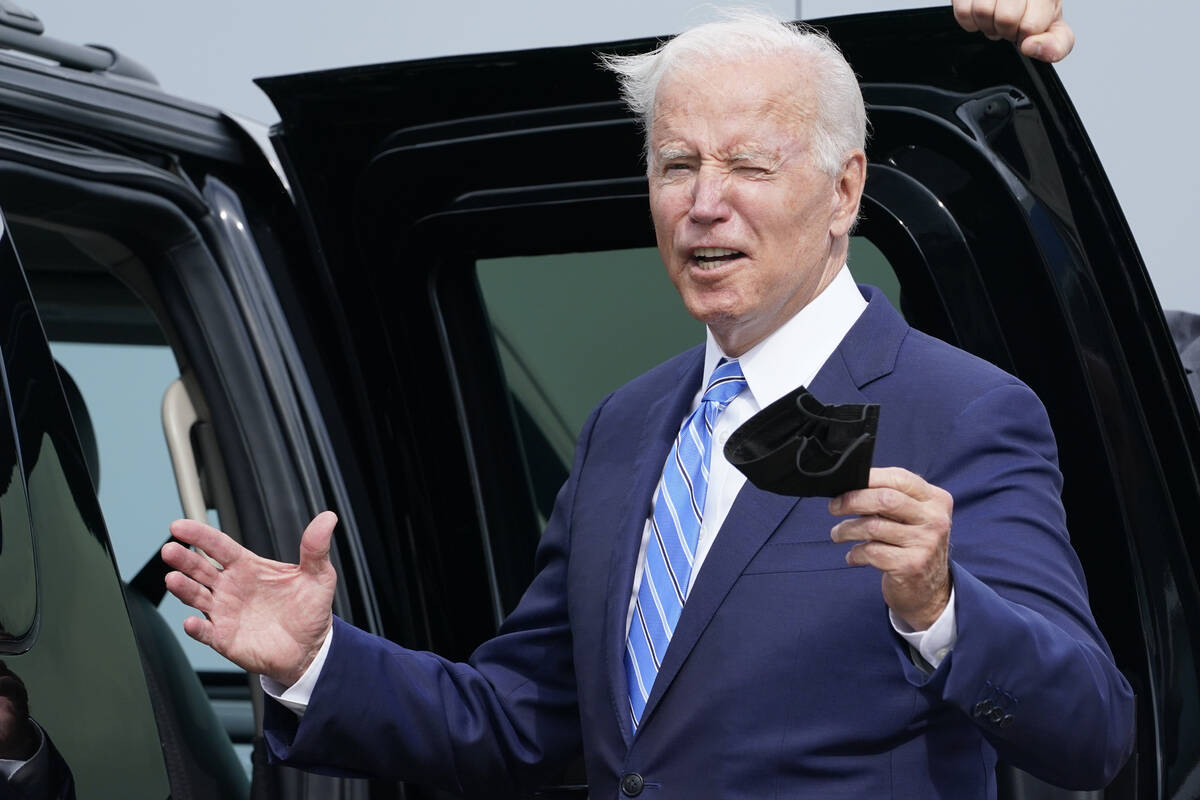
[0,214,170,797]
[49,341,237,673]
[478,247,702,470]
[476,237,902,539]
[32,258,251,780]
[0,321,36,649]
[477,238,902,483]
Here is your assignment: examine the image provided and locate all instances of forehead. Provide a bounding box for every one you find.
[650,56,815,149]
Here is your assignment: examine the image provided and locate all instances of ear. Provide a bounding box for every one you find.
[829,149,867,238]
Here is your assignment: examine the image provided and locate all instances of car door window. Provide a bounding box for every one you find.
[0,360,37,650]
[49,340,234,671]
[476,237,901,523]
[0,210,172,798]
[14,213,252,786]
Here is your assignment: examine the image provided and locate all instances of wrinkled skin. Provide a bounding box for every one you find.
[162,513,337,686]
[953,0,1075,62]
[648,57,864,358]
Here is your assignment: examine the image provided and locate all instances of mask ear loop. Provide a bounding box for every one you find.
[795,432,874,483]
[792,392,877,493]
[725,385,880,498]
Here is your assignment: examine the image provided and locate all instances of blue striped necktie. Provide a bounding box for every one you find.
[624,358,747,727]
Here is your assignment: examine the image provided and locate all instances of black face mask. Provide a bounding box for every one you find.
[724,386,879,498]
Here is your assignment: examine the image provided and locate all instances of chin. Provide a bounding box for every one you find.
[679,290,741,323]
[684,307,737,333]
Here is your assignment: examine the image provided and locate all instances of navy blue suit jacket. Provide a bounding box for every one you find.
[266,288,1134,799]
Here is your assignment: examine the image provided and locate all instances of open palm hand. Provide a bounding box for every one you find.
[162,512,338,686]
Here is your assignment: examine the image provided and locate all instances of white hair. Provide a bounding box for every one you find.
[599,9,867,176]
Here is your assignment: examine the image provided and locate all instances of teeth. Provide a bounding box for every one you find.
[694,247,740,258]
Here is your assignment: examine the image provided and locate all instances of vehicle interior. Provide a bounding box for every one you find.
[0,130,367,798]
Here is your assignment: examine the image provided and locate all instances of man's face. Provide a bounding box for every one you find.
[648,56,863,356]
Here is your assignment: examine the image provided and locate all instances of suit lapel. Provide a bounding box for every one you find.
[635,287,908,728]
[604,349,704,746]
[637,477,803,725]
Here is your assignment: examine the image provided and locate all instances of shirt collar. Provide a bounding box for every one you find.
[701,266,868,408]
[0,719,45,780]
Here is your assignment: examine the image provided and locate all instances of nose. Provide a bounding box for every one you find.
[688,166,730,225]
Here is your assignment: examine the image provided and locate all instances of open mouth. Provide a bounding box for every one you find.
[692,247,745,268]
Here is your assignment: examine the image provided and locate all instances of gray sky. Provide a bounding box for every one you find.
[27,0,1198,312]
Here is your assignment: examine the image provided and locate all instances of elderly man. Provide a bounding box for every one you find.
[162,4,1132,798]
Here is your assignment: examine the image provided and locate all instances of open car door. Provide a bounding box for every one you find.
[260,8,1200,799]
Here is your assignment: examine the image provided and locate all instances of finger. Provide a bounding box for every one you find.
[299,511,338,575]
[161,541,221,586]
[169,519,244,566]
[951,0,979,32]
[1013,0,1055,39]
[165,570,214,614]
[991,0,1028,42]
[867,467,946,503]
[845,540,906,570]
[181,615,215,647]
[831,515,920,547]
[1020,20,1074,62]
[830,486,924,524]
[970,0,1000,39]
[845,539,946,578]
[828,467,942,516]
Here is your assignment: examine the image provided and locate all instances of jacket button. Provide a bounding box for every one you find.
[620,772,645,797]
[987,707,1005,723]
[973,700,992,718]
[1000,714,1014,728]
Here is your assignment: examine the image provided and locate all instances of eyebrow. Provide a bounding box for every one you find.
[730,149,773,162]
[655,147,693,162]
[654,146,777,164]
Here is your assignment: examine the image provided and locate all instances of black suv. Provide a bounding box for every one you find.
[0,5,1196,799]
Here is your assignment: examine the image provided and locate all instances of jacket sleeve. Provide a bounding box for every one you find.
[263,398,611,798]
[896,381,1135,789]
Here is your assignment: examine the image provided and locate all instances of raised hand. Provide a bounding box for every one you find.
[162,511,339,686]
[829,468,953,631]
[952,0,1075,63]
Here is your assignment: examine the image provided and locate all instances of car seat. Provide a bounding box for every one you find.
[55,360,250,800]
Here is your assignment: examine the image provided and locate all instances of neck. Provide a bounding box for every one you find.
[711,256,848,357]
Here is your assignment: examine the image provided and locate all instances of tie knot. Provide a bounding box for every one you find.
[702,359,747,407]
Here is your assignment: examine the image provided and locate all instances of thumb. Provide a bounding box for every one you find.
[1020,20,1075,63]
[299,511,337,575]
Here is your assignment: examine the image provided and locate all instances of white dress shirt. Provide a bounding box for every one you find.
[265,267,956,713]
[263,624,333,714]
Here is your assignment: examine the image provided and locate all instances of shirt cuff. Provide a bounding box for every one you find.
[259,624,334,717]
[890,587,957,670]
